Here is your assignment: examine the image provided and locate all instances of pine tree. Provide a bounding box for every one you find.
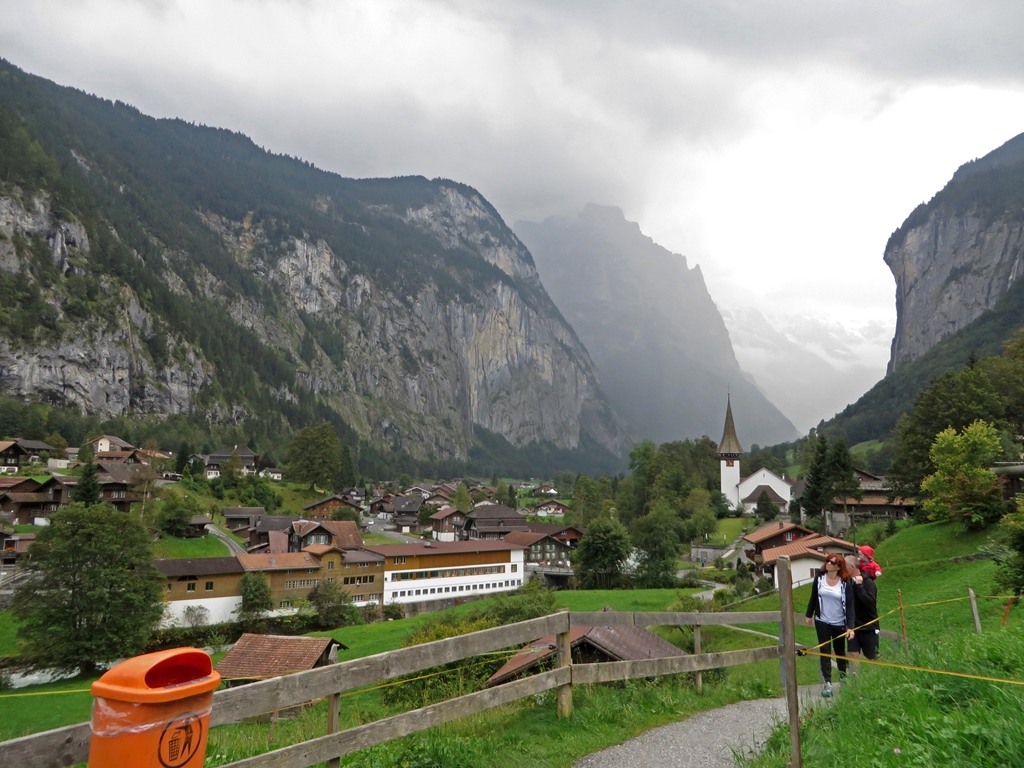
[74,461,102,506]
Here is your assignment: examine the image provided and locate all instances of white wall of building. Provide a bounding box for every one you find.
[738,468,792,514]
[720,458,741,509]
[161,595,241,627]
[382,549,525,605]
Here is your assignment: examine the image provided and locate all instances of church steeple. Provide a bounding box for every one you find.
[717,395,744,457]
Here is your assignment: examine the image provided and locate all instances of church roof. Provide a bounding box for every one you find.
[717,396,744,456]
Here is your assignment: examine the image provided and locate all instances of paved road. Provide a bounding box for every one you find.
[574,685,827,768]
[206,523,247,555]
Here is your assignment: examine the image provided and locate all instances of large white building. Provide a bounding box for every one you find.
[363,540,525,606]
[718,397,792,513]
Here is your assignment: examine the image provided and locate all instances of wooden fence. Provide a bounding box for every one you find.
[0,609,789,768]
[3,557,910,768]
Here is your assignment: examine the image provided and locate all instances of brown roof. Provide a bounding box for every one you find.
[717,396,743,456]
[741,485,788,505]
[236,552,321,571]
[215,633,343,680]
[154,557,244,577]
[525,523,583,537]
[0,477,35,490]
[362,540,523,558]
[429,507,462,520]
[743,521,814,545]
[760,535,858,565]
[487,620,685,686]
[467,504,520,520]
[502,531,548,547]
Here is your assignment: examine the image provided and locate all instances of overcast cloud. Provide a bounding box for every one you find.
[4,0,1024,419]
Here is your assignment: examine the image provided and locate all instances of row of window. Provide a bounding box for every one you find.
[342,575,376,585]
[393,580,521,597]
[391,564,514,581]
[284,579,320,589]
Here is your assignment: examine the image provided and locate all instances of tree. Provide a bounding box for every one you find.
[222,448,243,488]
[755,490,778,521]
[309,579,359,630]
[631,502,681,588]
[287,423,344,491]
[156,490,202,538]
[994,499,1024,596]
[175,440,192,475]
[74,461,102,506]
[889,367,1004,498]
[12,503,163,673]
[78,443,95,464]
[43,431,67,460]
[572,517,631,589]
[237,572,273,631]
[828,438,862,527]
[800,435,832,520]
[920,420,1009,530]
[451,483,473,513]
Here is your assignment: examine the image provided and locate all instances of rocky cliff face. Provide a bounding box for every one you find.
[515,205,798,447]
[885,132,1024,373]
[0,183,627,462]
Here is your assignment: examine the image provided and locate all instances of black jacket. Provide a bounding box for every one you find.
[849,576,879,631]
[805,574,856,629]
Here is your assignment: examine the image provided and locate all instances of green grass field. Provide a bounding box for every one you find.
[0,610,20,656]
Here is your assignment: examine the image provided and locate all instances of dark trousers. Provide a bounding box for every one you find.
[814,619,848,682]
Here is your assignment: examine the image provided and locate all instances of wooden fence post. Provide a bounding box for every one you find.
[693,624,702,694]
[326,693,341,768]
[556,625,573,718]
[968,588,982,634]
[776,556,802,768]
[897,589,907,642]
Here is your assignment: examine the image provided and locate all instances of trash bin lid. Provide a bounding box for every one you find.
[91,647,221,703]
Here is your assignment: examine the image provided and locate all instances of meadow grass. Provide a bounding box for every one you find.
[151,533,230,559]
[0,610,20,656]
[0,674,97,740]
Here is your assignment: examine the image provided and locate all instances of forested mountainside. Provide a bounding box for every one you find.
[515,205,798,447]
[0,59,630,475]
[821,132,1024,445]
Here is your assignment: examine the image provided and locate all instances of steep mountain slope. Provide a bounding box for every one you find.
[515,205,798,447]
[886,131,1024,373]
[0,59,629,471]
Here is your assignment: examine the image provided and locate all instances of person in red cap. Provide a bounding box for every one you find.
[858,545,882,579]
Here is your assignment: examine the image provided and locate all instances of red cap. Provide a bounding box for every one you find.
[859,545,874,559]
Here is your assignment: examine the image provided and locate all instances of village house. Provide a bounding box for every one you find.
[524,522,584,548]
[200,445,259,479]
[530,500,569,518]
[0,441,30,475]
[821,468,915,536]
[156,556,247,626]
[236,551,325,613]
[0,530,34,574]
[459,504,529,540]
[759,534,859,588]
[503,531,573,567]
[430,506,466,542]
[15,439,54,462]
[288,519,362,552]
[84,435,134,454]
[258,467,283,481]
[741,520,816,566]
[302,494,363,521]
[363,540,525,608]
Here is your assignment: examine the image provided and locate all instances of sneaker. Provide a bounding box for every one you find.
[821,683,833,698]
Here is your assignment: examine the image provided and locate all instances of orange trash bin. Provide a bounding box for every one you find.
[88,647,221,768]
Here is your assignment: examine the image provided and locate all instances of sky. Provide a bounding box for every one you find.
[4,0,1024,425]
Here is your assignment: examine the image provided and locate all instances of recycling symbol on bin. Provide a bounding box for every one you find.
[158,712,203,767]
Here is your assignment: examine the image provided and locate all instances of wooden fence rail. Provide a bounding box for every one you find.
[0,608,790,768]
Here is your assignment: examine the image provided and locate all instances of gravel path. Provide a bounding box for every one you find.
[574,686,825,768]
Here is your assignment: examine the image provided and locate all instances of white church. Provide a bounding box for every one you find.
[717,397,793,515]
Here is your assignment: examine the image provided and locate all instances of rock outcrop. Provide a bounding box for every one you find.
[885,132,1024,373]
